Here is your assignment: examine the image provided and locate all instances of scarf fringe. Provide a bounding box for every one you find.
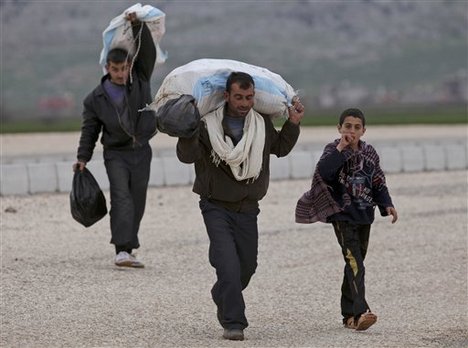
[246,173,260,184]
[210,149,261,183]
[210,149,222,167]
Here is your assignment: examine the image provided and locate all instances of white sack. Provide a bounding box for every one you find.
[152,59,297,118]
[99,3,167,73]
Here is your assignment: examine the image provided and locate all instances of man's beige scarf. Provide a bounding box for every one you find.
[203,106,265,181]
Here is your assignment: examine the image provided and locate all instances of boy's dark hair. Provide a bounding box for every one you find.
[226,72,255,92]
[106,48,131,64]
[339,108,366,127]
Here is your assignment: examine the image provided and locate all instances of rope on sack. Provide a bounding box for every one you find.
[125,22,143,85]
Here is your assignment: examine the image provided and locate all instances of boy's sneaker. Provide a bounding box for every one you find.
[114,251,145,268]
[355,311,377,331]
[223,329,244,341]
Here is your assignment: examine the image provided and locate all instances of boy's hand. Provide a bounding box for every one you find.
[386,206,398,223]
[337,134,354,152]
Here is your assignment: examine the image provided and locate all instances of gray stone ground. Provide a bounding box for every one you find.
[1,170,467,348]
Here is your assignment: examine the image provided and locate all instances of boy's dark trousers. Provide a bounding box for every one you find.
[199,198,259,330]
[332,221,371,320]
[104,144,152,252]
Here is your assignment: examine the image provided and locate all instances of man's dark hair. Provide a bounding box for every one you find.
[106,48,131,64]
[226,72,255,92]
[339,108,366,127]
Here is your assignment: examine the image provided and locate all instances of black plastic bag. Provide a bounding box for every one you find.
[156,94,200,138]
[70,167,107,227]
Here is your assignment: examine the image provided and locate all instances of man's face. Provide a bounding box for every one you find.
[224,82,255,118]
[106,61,130,85]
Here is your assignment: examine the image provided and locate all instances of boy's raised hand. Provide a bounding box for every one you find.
[386,206,398,223]
[337,134,354,152]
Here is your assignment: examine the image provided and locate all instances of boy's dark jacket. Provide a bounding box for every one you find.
[177,115,300,212]
[77,22,157,162]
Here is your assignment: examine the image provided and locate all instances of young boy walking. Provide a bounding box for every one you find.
[295,108,398,331]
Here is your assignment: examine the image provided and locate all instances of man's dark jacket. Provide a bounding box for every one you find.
[177,113,300,212]
[77,22,157,162]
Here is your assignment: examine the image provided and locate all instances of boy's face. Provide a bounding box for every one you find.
[338,116,366,146]
[106,61,130,85]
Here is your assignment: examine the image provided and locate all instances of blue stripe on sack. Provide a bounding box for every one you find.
[141,8,165,20]
[103,28,116,49]
[101,29,117,64]
[192,73,230,100]
[253,76,286,98]
[193,73,286,100]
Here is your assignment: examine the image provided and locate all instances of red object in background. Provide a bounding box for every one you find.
[38,94,75,112]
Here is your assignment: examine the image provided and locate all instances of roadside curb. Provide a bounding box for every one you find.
[1,142,466,196]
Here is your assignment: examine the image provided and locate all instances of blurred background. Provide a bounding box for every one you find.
[1,0,467,132]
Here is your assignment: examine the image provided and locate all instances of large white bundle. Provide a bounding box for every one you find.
[99,3,167,72]
[153,59,297,118]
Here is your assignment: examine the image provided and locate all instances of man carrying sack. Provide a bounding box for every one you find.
[73,11,158,268]
[176,72,304,340]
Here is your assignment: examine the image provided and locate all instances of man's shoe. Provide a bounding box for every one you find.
[355,311,377,331]
[114,251,145,268]
[223,328,244,341]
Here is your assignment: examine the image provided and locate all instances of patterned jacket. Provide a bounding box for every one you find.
[296,139,394,224]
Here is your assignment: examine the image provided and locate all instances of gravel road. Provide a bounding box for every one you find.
[1,170,467,347]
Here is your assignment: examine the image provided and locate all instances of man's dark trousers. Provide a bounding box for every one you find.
[199,198,259,330]
[104,144,152,252]
[332,221,371,320]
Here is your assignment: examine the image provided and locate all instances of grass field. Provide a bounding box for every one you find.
[1,104,466,134]
[293,104,467,127]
